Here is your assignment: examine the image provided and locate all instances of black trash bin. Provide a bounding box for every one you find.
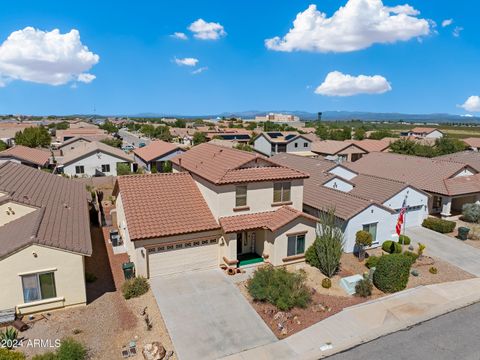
[122,262,135,280]
[458,227,470,241]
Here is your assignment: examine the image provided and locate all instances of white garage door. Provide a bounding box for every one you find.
[148,238,218,277]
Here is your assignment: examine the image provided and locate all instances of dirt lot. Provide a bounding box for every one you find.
[11,226,175,359]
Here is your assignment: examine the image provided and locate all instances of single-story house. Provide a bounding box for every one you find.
[0,162,92,314]
[347,151,480,218]
[272,153,429,253]
[0,145,51,169]
[133,140,185,172]
[462,138,480,151]
[56,128,111,143]
[311,140,367,162]
[406,127,444,139]
[55,141,133,177]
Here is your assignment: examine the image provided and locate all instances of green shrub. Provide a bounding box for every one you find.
[355,278,373,297]
[365,255,380,269]
[248,266,311,311]
[305,243,320,269]
[462,203,480,223]
[121,276,150,300]
[417,243,426,256]
[422,217,456,233]
[0,328,18,349]
[403,251,419,264]
[381,241,402,254]
[321,278,332,289]
[398,235,411,245]
[32,338,87,360]
[0,348,26,360]
[373,254,412,293]
[429,266,438,274]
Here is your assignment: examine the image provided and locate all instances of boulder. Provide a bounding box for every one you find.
[142,342,166,360]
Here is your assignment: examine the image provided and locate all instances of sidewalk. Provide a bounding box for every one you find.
[221,278,480,360]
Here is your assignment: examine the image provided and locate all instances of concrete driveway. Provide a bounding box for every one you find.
[150,269,276,360]
[405,226,480,276]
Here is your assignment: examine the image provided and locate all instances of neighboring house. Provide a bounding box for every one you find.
[56,141,133,177]
[349,138,393,153]
[114,143,317,278]
[56,128,110,143]
[462,137,480,151]
[205,129,252,143]
[253,132,314,157]
[311,140,367,162]
[272,153,429,253]
[406,127,444,139]
[0,123,37,147]
[57,137,93,153]
[133,140,185,172]
[0,162,92,314]
[169,127,195,146]
[0,145,51,169]
[347,152,480,218]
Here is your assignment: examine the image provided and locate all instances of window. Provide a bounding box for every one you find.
[294,142,298,148]
[287,234,305,256]
[75,165,84,174]
[235,185,247,207]
[362,223,378,244]
[273,182,291,203]
[22,272,56,303]
[433,196,442,210]
[304,142,308,148]
[101,164,110,173]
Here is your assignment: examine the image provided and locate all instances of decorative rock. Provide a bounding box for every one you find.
[142,342,166,360]
[408,245,414,251]
[411,269,419,277]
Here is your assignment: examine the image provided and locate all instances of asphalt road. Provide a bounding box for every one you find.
[327,302,480,360]
[118,128,151,148]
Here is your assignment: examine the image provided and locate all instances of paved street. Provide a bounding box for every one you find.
[118,128,151,148]
[405,226,480,276]
[328,301,480,360]
[150,269,276,360]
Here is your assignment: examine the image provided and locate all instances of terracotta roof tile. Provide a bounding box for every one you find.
[435,151,480,173]
[171,143,308,184]
[116,172,220,240]
[462,138,480,149]
[410,127,441,134]
[133,140,183,162]
[311,140,366,155]
[0,145,50,166]
[220,206,317,233]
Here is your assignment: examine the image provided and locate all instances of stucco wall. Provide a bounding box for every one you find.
[328,166,357,180]
[286,138,311,153]
[60,139,91,154]
[0,244,86,314]
[253,135,272,156]
[63,151,129,177]
[383,186,429,227]
[323,178,354,192]
[425,130,443,138]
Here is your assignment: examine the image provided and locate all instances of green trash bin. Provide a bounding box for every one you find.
[122,262,135,280]
[458,227,470,241]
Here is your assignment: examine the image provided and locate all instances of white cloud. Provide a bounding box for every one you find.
[265,1,431,53]
[188,19,226,40]
[460,96,480,112]
[171,32,188,40]
[192,66,208,75]
[453,26,463,37]
[174,57,199,66]
[442,19,453,27]
[0,27,99,86]
[315,71,392,96]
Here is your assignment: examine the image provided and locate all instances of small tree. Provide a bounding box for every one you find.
[310,209,344,277]
[14,126,51,148]
[193,132,207,145]
[462,203,480,223]
[355,230,372,261]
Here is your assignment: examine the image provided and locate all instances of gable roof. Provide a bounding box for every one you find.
[219,206,317,233]
[59,141,133,166]
[410,127,442,134]
[346,152,477,195]
[57,136,93,149]
[435,151,480,173]
[0,162,92,258]
[133,140,183,162]
[255,132,312,144]
[115,172,220,240]
[347,139,393,153]
[0,145,50,166]
[311,140,366,155]
[171,143,308,185]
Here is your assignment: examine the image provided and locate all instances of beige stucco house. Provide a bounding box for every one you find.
[114,143,318,278]
[0,162,92,314]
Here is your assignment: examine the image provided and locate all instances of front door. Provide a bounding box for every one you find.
[237,232,243,255]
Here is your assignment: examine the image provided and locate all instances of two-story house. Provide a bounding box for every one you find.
[253,132,314,157]
[114,143,318,278]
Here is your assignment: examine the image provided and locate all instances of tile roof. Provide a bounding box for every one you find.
[0,162,92,258]
[347,139,393,153]
[347,152,476,195]
[311,140,366,155]
[444,174,480,196]
[0,145,51,166]
[257,132,312,144]
[57,137,93,149]
[171,143,308,185]
[272,153,399,220]
[219,206,317,233]
[462,138,480,149]
[59,141,133,165]
[115,172,220,240]
[435,151,480,173]
[133,140,183,162]
[410,127,441,134]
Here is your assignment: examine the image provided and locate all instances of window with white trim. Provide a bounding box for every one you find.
[101,164,110,173]
[22,272,57,303]
[273,182,291,203]
[75,165,85,174]
[287,234,305,256]
[235,185,247,207]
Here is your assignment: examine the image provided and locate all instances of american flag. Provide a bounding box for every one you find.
[396,197,407,236]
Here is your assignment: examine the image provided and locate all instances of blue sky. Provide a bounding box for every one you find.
[0,0,478,116]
